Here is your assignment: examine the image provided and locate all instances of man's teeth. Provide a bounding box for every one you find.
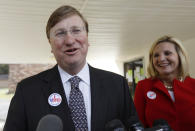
[67,49,76,52]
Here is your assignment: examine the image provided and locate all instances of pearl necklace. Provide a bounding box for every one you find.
[163,77,183,90]
[164,84,173,89]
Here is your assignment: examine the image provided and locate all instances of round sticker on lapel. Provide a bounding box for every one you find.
[147,91,156,100]
[48,93,62,106]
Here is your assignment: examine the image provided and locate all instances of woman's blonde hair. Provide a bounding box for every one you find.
[147,35,189,79]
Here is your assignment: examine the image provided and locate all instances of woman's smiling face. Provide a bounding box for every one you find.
[152,42,180,78]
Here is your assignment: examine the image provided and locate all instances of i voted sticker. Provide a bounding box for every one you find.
[147,91,156,100]
[48,93,62,106]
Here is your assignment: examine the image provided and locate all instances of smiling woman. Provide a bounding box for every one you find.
[152,42,180,85]
[134,35,195,131]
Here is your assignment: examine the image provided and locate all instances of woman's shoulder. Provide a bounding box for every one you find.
[184,76,195,84]
[136,77,158,90]
[137,77,156,84]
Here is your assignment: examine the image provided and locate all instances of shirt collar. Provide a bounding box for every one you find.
[58,63,90,86]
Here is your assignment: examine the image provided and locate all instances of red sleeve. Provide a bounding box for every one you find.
[134,80,147,127]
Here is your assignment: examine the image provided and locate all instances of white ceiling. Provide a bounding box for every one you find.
[0,0,195,63]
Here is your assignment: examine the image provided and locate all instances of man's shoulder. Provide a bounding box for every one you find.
[19,65,56,85]
[89,65,124,79]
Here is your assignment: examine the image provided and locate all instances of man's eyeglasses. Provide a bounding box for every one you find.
[54,26,85,38]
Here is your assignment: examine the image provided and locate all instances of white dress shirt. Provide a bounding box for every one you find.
[168,90,175,102]
[58,63,91,131]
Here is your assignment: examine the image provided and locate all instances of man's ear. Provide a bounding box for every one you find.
[48,39,53,53]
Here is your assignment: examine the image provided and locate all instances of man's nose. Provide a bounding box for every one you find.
[64,32,75,45]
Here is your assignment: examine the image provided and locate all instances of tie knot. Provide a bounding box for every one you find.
[69,76,81,88]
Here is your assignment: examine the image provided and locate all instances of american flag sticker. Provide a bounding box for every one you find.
[147,91,156,100]
[48,93,62,106]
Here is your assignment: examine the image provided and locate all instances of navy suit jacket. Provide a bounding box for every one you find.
[4,65,139,131]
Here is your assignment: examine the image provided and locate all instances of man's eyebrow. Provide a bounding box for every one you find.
[54,28,66,33]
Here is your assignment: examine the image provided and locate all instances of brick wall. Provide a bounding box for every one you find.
[8,64,55,93]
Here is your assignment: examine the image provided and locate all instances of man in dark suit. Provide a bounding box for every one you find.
[4,5,141,131]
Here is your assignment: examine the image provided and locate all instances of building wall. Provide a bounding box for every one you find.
[184,38,195,78]
[5,38,195,93]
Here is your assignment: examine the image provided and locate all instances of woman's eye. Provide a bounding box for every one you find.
[153,53,159,57]
[164,51,171,56]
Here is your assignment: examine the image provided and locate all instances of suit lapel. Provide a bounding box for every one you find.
[89,66,107,130]
[40,65,74,130]
[40,65,109,130]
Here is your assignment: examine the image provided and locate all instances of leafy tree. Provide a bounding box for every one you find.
[0,64,9,74]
